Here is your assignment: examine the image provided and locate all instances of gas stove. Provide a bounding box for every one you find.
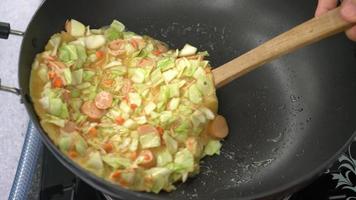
[8,123,356,200]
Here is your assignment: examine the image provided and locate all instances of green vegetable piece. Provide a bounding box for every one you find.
[58,44,78,63]
[104,20,125,41]
[83,71,95,81]
[86,152,104,172]
[59,136,72,152]
[145,167,172,193]
[42,115,66,127]
[173,121,190,142]
[102,154,132,169]
[72,69,83,85]
[139,132,161,149]
[37,64,48,82]
[63,68,72,85]
[196,75,215,96]
[157,149,173,167]
[188,84,202,104]
[157,57,175,71]
[162,132,178,154]
[75,136,88,156]
[174,148,194,173]
[204,140,222,156]
[68,19,86,37]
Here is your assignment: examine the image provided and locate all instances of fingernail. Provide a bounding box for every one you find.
[341,0,356,21]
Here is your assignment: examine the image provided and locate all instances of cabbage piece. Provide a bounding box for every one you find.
[196,75,215,96]
[85,35,106,49]
[128,92,142,106]
[86,152,104,175]
[144,102,156,114]
[102,154,132,169]
[48,34,61,56]
[204,140,222,156]
[159,83,180,102]
[63,68,72,85]
[145,167,172,193]
[162,69,178,83]
[159,111,173,126]
[72,69,83,85]
[183,62,198,77]
[167,98,180,111]
[49,97,69,119]
[179,44,197,57]
[157,57,175,71]
[188,84,202,104]
[130,68,146,83]
[173,121,190,142]
[173,148,194,173]
[129,131,139,151]
[37,64,48,82]
[193,67,205,79]
[150,68,163,86]
[75,135,88,156]
[104,20,125,41]
[162,132,178,154]
[139,132,161,149]
[67,19,86,37]
[157,149,173,167]
[58,44,78,64]
[74,44,87,68]
[199,107,215,120]
[83,71,95,81]
[42,114,66,127]
[59,135,72,152]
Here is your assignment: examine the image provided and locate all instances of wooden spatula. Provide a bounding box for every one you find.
[212,8,353,88]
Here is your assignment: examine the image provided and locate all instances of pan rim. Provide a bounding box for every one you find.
[18,0,356,199]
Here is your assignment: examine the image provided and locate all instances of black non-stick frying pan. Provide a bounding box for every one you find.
[1,0,356,199]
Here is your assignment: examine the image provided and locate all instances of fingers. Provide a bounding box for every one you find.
[315,0,338,17]
[341,0,356,41]
[340,0,356,21]
[345,26,356,41]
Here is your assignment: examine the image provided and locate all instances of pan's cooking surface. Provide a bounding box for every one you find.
[19,0,356,199]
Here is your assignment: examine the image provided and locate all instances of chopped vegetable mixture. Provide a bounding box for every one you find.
[30,19,229,193]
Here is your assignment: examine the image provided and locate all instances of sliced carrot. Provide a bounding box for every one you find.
[156,126,164,135]
[68,150,78,158]
[103,142,114,153]
[130,104,138,110]
[130,39,139,49]
[88,127,97,138]
[152,49,161,56]
[102,79,114,87]
[48,71,56,79]
[115,116,125,125]
[96,50,105,59]
[111,171,121,179]
[52,77,63,88]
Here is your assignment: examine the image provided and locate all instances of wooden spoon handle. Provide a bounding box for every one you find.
[213,8,353,88]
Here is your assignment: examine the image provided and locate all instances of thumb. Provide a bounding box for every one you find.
[340,0,356,22]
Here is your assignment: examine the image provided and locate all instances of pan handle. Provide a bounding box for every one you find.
[0,78,22,96]
[0,22,24,39]
[0,22,24,99]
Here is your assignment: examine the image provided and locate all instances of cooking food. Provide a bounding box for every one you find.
[30,19,229,193]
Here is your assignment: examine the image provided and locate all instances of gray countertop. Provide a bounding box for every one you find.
[0,0,42,199]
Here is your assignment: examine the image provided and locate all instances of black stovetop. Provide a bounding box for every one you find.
[33,142,356,200]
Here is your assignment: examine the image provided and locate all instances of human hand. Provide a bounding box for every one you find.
[315,0,356,41]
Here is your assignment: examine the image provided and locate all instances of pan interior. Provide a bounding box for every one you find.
[19,0,356,199]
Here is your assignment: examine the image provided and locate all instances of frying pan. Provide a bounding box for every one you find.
[1,0,356,199]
